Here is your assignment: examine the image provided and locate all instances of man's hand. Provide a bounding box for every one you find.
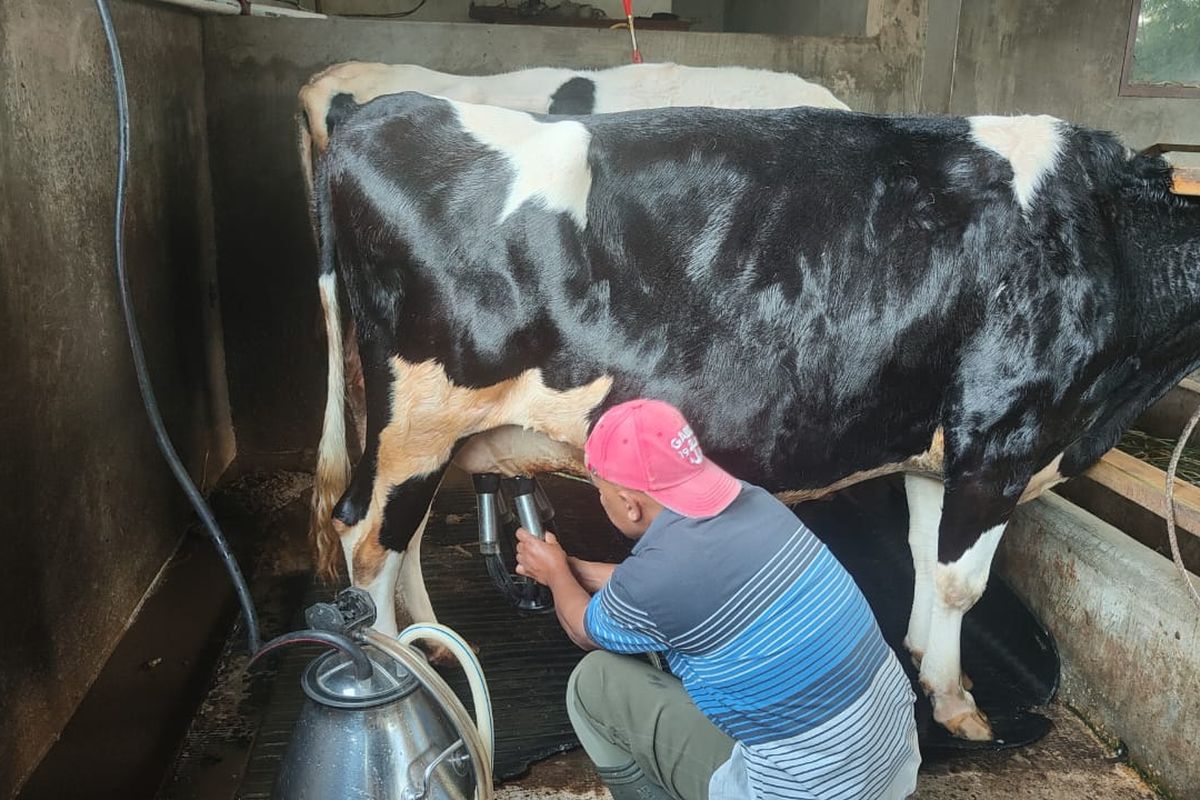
[515,528,570,587]
[514,528,597,651]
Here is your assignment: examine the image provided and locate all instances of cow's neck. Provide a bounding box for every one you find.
[1123,193,1200,371]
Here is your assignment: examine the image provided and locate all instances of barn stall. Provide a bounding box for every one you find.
[1,0,1198,798]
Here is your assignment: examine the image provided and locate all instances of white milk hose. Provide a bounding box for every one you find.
[365,627,495,800]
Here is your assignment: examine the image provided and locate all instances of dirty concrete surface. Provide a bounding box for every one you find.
[496,699,1158,799]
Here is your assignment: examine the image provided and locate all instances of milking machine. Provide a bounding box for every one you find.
[93,1,495,796]
[474,474,556,614]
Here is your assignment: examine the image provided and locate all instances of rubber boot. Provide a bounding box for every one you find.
[595,762,675,800]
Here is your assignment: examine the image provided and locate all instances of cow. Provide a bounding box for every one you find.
[297,62,851,601]
[308,91,1200,742]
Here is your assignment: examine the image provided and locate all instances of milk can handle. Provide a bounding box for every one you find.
[402,739,469,800]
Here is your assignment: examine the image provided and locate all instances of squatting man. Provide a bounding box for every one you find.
[515,398,921,800]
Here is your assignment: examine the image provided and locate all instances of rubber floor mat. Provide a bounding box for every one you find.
[419,475,637,781]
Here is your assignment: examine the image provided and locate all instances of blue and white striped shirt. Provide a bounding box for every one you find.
[585,483,919,800]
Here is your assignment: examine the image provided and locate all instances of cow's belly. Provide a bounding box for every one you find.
[444,420,1065,513]
[448,422,948,503]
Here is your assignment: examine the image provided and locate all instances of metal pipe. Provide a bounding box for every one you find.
[153,0,239,14]
[150,0,325,18]
[508,476,553,613]
[473,473,502,556]
[511,475,545,538]
[533,478,555,526]
[248,3,326,18]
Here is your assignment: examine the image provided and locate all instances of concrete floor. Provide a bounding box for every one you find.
[497,700,1158,798]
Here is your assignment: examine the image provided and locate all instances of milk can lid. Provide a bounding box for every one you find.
[301,644,420,709]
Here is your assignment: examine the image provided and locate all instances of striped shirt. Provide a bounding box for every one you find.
[584,483,919,800]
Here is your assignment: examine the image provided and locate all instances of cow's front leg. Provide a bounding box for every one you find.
[903,474,974,691]
[903,474,941,668]
[917,481,1014,741]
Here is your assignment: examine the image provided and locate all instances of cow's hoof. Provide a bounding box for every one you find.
[942,708,993,741]
[415,641,456,665]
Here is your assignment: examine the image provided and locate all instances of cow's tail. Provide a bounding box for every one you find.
[309,126,351,583]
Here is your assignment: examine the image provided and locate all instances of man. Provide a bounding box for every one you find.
[515,398,921,800]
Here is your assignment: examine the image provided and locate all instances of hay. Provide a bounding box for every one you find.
[1116,428,1200,486]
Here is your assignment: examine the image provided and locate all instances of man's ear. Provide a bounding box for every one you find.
[617,489,643,523]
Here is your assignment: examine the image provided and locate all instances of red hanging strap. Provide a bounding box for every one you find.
[622,0,643,63]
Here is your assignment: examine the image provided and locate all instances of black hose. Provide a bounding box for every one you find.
[93,0,261,653]
[485,552,522,603]
[247,630,374,680]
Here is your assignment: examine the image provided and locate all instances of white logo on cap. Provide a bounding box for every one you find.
[670,425,703,465]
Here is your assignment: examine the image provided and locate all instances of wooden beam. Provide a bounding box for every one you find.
[1143,143,1200,156]
[1173,167,1200,196]
[1082,448,1200,535]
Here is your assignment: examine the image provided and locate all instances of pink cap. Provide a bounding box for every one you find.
[584,399,741,518]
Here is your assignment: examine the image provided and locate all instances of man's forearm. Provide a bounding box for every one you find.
[569,558,617,594]
[548,570,598,650]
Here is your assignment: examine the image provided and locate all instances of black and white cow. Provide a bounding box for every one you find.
[310,92,1200,741]
[297,61,851,590]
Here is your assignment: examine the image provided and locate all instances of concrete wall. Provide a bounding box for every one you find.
[203,0,926,457]
[723,0,871,37]
[998,495,1200,800]
[671,0,725,31]
[315,0,673,22]
[949,0,1200,148]
[0,0,234,795]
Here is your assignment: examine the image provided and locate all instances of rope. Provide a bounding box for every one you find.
[1164,401,1200,609]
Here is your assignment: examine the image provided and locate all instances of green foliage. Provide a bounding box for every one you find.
[1131,0,1200,86]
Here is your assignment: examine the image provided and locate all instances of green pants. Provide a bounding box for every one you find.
[567,651,735,800]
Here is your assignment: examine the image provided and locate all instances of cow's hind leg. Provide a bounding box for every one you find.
[917,480,1016,741]
[334,413,449,642]
[338,465,460,662]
